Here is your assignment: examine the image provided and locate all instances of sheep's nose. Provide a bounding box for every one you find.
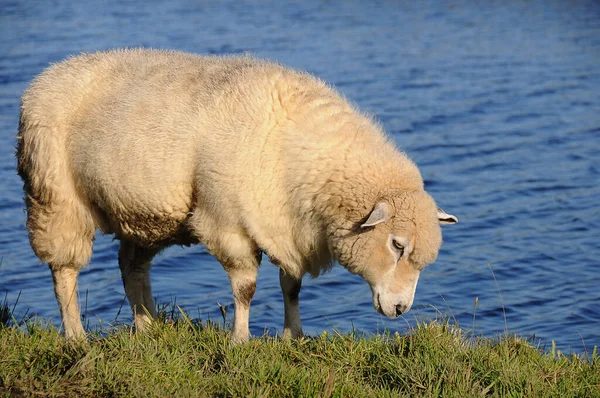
[395,304,407,317]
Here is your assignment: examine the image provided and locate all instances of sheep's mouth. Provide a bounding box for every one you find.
[374,294,385,315]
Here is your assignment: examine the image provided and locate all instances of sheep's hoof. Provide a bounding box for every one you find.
[282,328,304,340]
[230,332,251,344]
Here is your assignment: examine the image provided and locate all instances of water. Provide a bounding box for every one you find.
[1,0,599,353]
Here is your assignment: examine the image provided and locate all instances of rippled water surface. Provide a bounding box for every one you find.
[1,1,599,353]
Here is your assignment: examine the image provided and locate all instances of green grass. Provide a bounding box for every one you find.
[0,302,598,397]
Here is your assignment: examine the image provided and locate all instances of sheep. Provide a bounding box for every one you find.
[16,49,457,342]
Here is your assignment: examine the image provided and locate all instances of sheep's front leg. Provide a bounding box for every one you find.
[280,268,303,339]
[226,266,258,343]
[118,240,159,332]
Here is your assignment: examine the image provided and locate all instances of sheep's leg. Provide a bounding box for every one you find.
[218,246,261,343]
[51,266,86,340]
[279,268,303,339]
[118,240,159,331]
[228,269,258,342]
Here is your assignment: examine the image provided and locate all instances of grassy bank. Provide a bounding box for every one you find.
[0,307,598,397]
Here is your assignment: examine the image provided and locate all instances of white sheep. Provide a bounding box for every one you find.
[17,49,457,341]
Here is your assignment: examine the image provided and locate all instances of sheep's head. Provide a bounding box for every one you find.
[333,190,457,318]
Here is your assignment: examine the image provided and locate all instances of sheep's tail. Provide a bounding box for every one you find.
[16,108,94,268]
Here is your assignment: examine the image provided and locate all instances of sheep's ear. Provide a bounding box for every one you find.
[438,208,458,224]
[361,202,390,228]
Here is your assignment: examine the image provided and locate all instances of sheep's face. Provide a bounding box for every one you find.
[335,191,457,319]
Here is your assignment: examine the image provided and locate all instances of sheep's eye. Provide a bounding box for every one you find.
[393,240,405,257]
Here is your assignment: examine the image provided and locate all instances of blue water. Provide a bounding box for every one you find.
[1,0,599,353]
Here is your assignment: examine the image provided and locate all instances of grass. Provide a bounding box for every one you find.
[0,302,598,397]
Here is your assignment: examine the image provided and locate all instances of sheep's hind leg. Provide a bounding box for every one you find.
[279,268,304,339]
[30,202,94,340]
[51,266,86,340]
[118,240,159,332]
